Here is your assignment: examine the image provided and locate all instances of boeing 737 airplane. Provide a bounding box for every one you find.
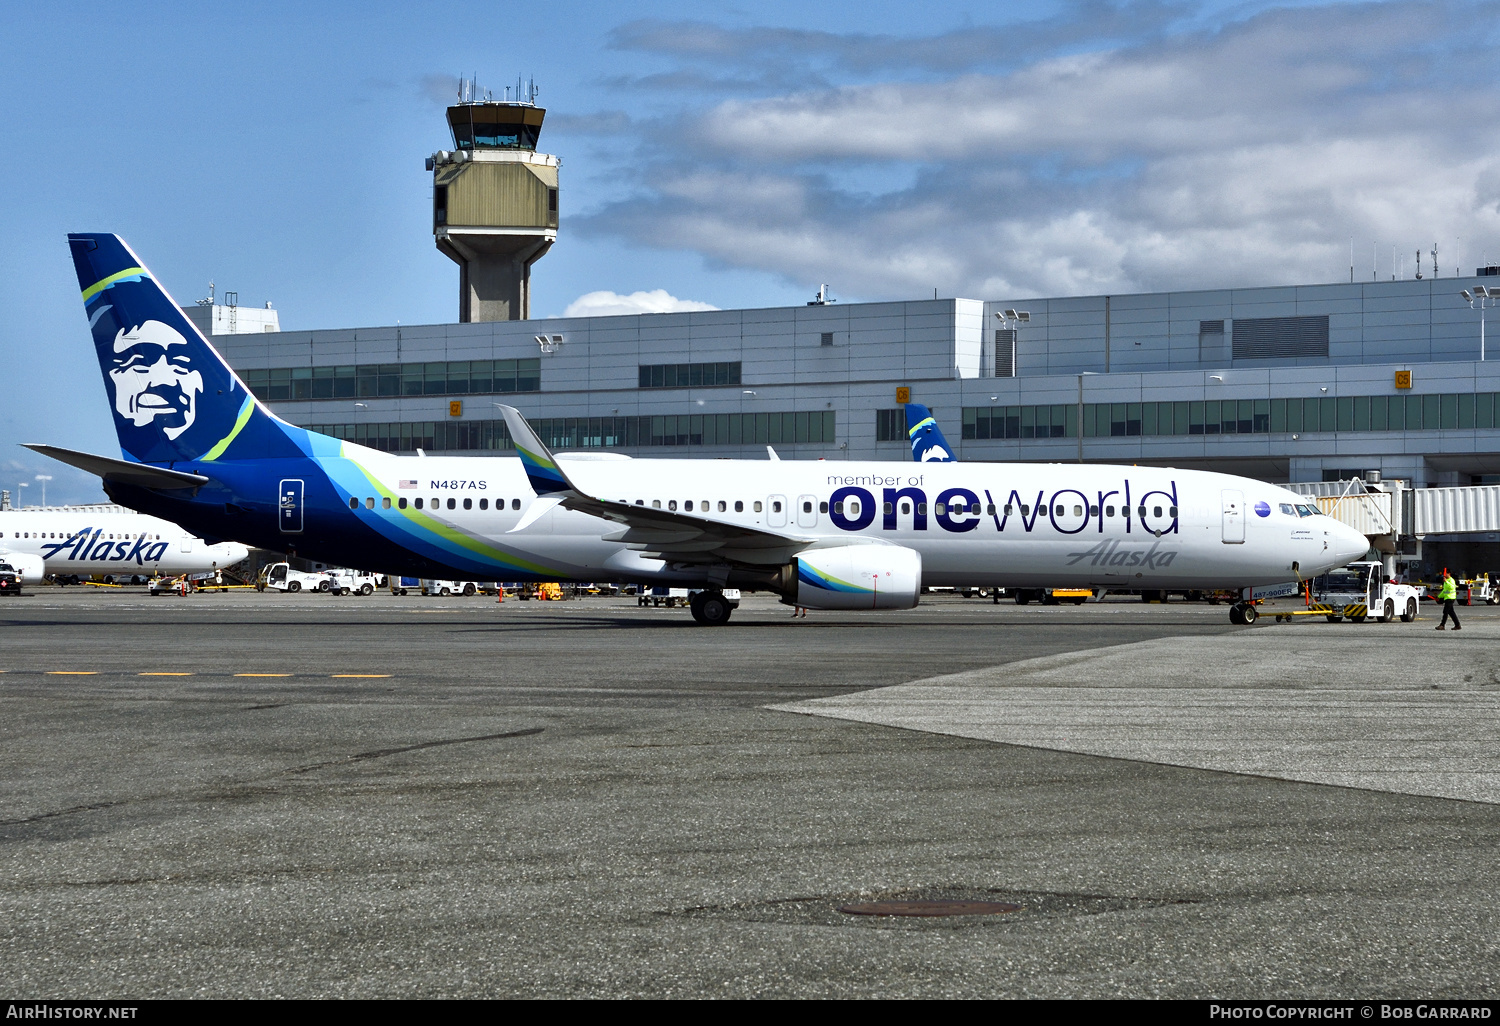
[29,233,1370,625]
[0,505,248,584]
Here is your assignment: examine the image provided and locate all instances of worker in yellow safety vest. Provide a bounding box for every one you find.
[1436,569,1462,631]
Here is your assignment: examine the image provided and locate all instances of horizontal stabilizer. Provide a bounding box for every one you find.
[22,444,210,489]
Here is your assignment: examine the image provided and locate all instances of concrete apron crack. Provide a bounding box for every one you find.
[0,727,544,827]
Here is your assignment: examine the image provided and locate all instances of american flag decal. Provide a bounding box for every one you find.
[398,480,418,489]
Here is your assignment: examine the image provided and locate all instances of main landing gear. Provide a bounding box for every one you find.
[1228,601,1258,625]
[689,590,734,626]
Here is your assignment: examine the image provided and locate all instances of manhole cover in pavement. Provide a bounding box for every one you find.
[837,900,1023,917]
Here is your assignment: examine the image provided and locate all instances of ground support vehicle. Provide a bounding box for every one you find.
[420,579,475,596]
[1011,587,1093,606]
[1461,574,1497,605]
[639,586,689,607]
[1273,562,1421,624]
[149,574,196,596]
[0,562,22,596]
[260,562,333,593]
[326,570,383,596]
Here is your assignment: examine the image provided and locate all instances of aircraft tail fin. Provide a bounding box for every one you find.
[67,233,285,466]
[905,403,956,463]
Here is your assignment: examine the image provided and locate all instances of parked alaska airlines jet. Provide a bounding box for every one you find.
[30,233,1369,625]
[0,505,248,584]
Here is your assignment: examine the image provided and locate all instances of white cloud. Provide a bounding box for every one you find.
[561,289,719,318]
[574,3,1500,300]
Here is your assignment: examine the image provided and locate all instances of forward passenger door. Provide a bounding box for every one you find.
[1221,489,1244,544]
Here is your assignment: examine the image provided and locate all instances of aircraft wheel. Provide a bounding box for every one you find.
[694,592,732,625]
[1401,599,1417,623]
[287,581,301,593]
[462,583,476,596]
[360,584,374,596]
[1229,604,1245,625]
[1381,599,1395,623]
[1241,603,1257,624]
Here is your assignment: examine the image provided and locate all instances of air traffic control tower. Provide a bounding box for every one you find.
[430,79,558,322]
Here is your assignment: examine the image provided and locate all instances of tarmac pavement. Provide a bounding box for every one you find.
[1,588,1498,998]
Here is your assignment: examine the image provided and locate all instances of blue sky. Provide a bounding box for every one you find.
[3,0,1497,504]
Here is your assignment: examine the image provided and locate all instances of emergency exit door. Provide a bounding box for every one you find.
[1221,489,1244,543]
[279,479,304,534]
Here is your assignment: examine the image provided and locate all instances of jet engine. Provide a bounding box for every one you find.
[0,550,44,583]
[780,544,922,610]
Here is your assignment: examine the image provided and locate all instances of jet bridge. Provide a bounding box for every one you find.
[1286,477,1500,573]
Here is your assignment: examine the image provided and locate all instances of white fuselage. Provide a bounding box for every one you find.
[0,507,249,579]
[335,448,1372,588]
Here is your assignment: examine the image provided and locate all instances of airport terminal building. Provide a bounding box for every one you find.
[202,87,1500,573]
[214,274,1500,492]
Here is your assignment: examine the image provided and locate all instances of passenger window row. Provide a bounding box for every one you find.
[0,531,161,540]
[635,499,754,513]
[347,496,525,512]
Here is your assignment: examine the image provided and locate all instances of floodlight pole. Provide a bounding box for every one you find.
[1464,289,1490,362]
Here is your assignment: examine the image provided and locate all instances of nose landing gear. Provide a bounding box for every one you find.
[1229,601,1258,625]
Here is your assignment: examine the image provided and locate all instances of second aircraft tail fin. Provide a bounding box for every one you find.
[905,403,956,463]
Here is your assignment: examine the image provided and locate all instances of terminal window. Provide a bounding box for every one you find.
[962,390,1500,442]
[242,358,541,401]
[638,362,741,389]
[307,410,835,454]
[875,408,905,442]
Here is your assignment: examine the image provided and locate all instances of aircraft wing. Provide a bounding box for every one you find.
[23,444,210,490]
[495,405,806,567]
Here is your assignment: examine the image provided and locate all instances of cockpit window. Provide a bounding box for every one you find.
[1294,504,1314,517]
[1279,503,1296,515]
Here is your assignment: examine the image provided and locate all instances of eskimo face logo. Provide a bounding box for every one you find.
[109,320,202,439]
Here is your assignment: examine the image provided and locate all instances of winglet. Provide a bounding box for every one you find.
[495,405,573,496]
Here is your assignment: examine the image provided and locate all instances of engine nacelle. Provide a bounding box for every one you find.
[787,545,922,610]
[0,550,43,583]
